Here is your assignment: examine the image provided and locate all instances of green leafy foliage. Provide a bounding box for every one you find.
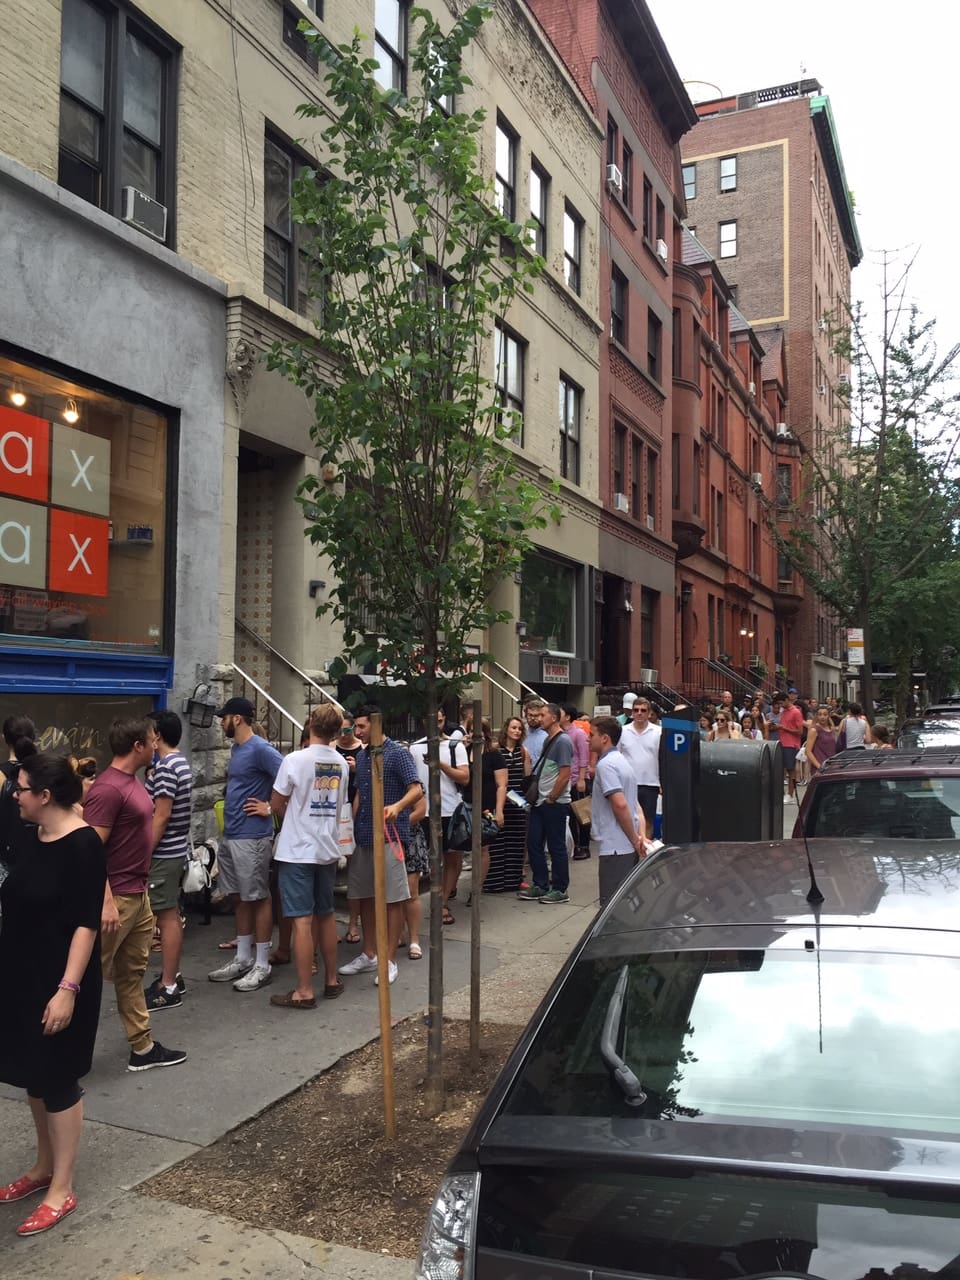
[266,2,553,698]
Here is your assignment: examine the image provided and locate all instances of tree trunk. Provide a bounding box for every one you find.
[423,680,445,1118]
[894,644,913,723]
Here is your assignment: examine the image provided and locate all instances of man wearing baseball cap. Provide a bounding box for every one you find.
[617,691,637,726]
[208,697,283,991]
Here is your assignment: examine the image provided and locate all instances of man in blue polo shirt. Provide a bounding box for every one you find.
[208,697,283,992]
[338,706,421,987]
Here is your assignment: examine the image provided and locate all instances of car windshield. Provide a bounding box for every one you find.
[808,775,960,838]
[898,722,960,749]
[503,948,960,1134]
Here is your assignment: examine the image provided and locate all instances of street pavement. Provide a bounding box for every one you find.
[0,794,798,1278]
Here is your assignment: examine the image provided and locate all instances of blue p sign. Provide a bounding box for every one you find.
[667,730,691,754]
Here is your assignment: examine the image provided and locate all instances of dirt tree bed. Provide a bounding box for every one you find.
[143,1018,523,1258]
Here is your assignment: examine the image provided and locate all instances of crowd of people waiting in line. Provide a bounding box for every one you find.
[0,679,881,1235]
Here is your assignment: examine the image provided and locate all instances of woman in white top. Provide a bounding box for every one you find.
[709,712,742,741]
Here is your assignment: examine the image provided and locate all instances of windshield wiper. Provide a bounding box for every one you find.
[600,964,647,1108]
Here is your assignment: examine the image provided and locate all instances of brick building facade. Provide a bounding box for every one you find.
[681,79,862,699]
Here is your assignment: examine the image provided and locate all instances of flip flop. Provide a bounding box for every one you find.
[269,991,316,1010]
[269,950,291,965]
[340,928,361,945]
[218,939,237,951]
[442,909,455,926]
[408,942,423,960]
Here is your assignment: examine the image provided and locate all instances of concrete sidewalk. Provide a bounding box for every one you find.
[0,806,798,1278]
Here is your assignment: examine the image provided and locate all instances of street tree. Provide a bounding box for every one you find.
[267,2,555,1113]
[772,252,960,716]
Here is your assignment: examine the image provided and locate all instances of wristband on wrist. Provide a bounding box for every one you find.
[58,980,80,994]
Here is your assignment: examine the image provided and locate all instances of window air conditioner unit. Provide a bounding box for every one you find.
[640,668,658,683]
[818,384,826,396]
[613,492,629,512]
[819,317,828,332]
[656,238,669,263]
[606,164,623,193]
[121,186,168,242]
[748,380,756,396]
[645,513,655,531]
[838,373,850,386]
[776,422,789,437]
[751,472,763,487]
[747,654,762,669]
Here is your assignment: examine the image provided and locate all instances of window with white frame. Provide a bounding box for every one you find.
[495,116,517,219]
[374,0,407,92]
[558,376,581,484]
[719,155,737,192]
[719,219,737,258]
[495,322,524,441]
[682,162,696,200]
[563,203,583,294]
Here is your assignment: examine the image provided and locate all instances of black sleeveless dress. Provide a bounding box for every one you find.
[0,825,106,1092]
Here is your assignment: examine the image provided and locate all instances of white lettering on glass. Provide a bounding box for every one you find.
[70,449,94,491]
[0,432,33,476]
[0,521,31,564]
[67,533,92,575]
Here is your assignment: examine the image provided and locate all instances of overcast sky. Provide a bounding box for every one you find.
[647,0,950,351]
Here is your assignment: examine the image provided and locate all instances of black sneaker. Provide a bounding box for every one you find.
[127,1041,187,1072]
[148,971,186,993]
[144,978,182,1012]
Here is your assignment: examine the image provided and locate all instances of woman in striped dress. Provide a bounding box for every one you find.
[484,717,530,894]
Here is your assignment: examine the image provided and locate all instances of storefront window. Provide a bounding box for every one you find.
[520,553,576,655]
[0,354,169,651]
[0,691,155,764]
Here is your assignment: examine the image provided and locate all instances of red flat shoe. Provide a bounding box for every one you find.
[16,1193,76,1235]
[0,1173,52,1203]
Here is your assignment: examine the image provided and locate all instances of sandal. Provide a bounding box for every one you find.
[323,979,345,999]
[442,909,455,926]
[218,938,237,951]
[16,1193,77,1236]
[408,942,423,960]
[340,928,361,945]
[268,950,291,966]
[0,1173,52,1203]
[269,991,316,1010]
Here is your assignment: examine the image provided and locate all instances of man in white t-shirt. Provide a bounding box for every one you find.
[408,713,469,920]
[269,702,349,1008]
[589,716,648,906]
[617,697,662,837]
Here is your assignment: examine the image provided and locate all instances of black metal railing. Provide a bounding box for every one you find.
[230,663,303,754]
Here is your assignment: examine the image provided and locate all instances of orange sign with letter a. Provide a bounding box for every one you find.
[0,406,50,504]
[48,509,109,597]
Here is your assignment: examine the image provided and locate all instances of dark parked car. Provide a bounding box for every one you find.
[924,701,960,719]
[898,718,960,749]
[793,747,960,838]
[417,839,960,1280]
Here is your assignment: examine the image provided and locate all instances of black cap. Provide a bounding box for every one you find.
[217,696,255,718]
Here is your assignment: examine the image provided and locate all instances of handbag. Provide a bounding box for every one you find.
[448,801,499,850]
[338,808,355,858]
[524,732,562,804]
[182,840,218,894]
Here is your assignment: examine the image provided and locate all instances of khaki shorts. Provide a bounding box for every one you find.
[347,844,411,904]
[148,855,186,913]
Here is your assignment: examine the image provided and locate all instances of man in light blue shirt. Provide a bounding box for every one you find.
[523,698,547,767]
[589,716,647,906]
[208,697,283,992]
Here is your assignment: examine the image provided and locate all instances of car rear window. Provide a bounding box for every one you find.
[807,775,960,838]
[503,949,960,1135]
[476,1165,960,1278]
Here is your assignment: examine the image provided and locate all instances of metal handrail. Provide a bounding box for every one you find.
[229,663,303,737]
[235,617,344,713]
[490,659,541,702]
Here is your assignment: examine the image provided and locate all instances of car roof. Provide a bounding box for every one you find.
[595,838,960,941]
[813,746,960,774]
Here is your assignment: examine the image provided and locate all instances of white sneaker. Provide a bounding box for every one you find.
[233,963,272,992]
[339,952,379,976]
[208,957,254,983]
[374,961,399,986]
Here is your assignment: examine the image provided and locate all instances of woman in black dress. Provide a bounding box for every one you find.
[485,716,530,893]
[0,753,106,1236]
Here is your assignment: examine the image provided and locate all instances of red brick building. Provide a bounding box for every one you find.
[680,79,862,699]
[525,0,697,690]
[673,229,800,700]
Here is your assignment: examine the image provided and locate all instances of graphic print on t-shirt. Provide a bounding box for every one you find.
[310,762,343,819]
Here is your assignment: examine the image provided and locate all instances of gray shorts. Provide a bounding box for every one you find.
[217,836,273,902]
[347,844,411,904]
[596,847,639,908]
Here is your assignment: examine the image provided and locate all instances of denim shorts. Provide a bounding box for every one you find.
[278,862,337,918]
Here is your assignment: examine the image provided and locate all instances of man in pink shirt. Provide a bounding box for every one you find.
[560,704,591,861]
[778,689,807,799]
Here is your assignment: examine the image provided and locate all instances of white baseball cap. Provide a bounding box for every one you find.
[622,692,638,709]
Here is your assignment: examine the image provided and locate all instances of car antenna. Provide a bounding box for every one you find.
[801,824,825,1053]
[801,815,824,905]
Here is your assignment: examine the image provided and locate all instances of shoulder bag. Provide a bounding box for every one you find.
[524,732,562,805]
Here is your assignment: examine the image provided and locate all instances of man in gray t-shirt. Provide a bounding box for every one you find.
[519,703,573,904]
[589,716,647,907]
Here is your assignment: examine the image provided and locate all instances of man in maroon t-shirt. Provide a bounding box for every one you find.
[84,717,186,1072]
[777,690,807,799]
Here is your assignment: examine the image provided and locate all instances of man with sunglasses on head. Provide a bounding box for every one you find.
[617,698,661,839]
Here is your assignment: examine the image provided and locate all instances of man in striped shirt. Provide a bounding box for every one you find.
[144,710,194,1011]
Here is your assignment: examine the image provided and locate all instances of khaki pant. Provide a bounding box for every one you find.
[100,891,154,1055]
